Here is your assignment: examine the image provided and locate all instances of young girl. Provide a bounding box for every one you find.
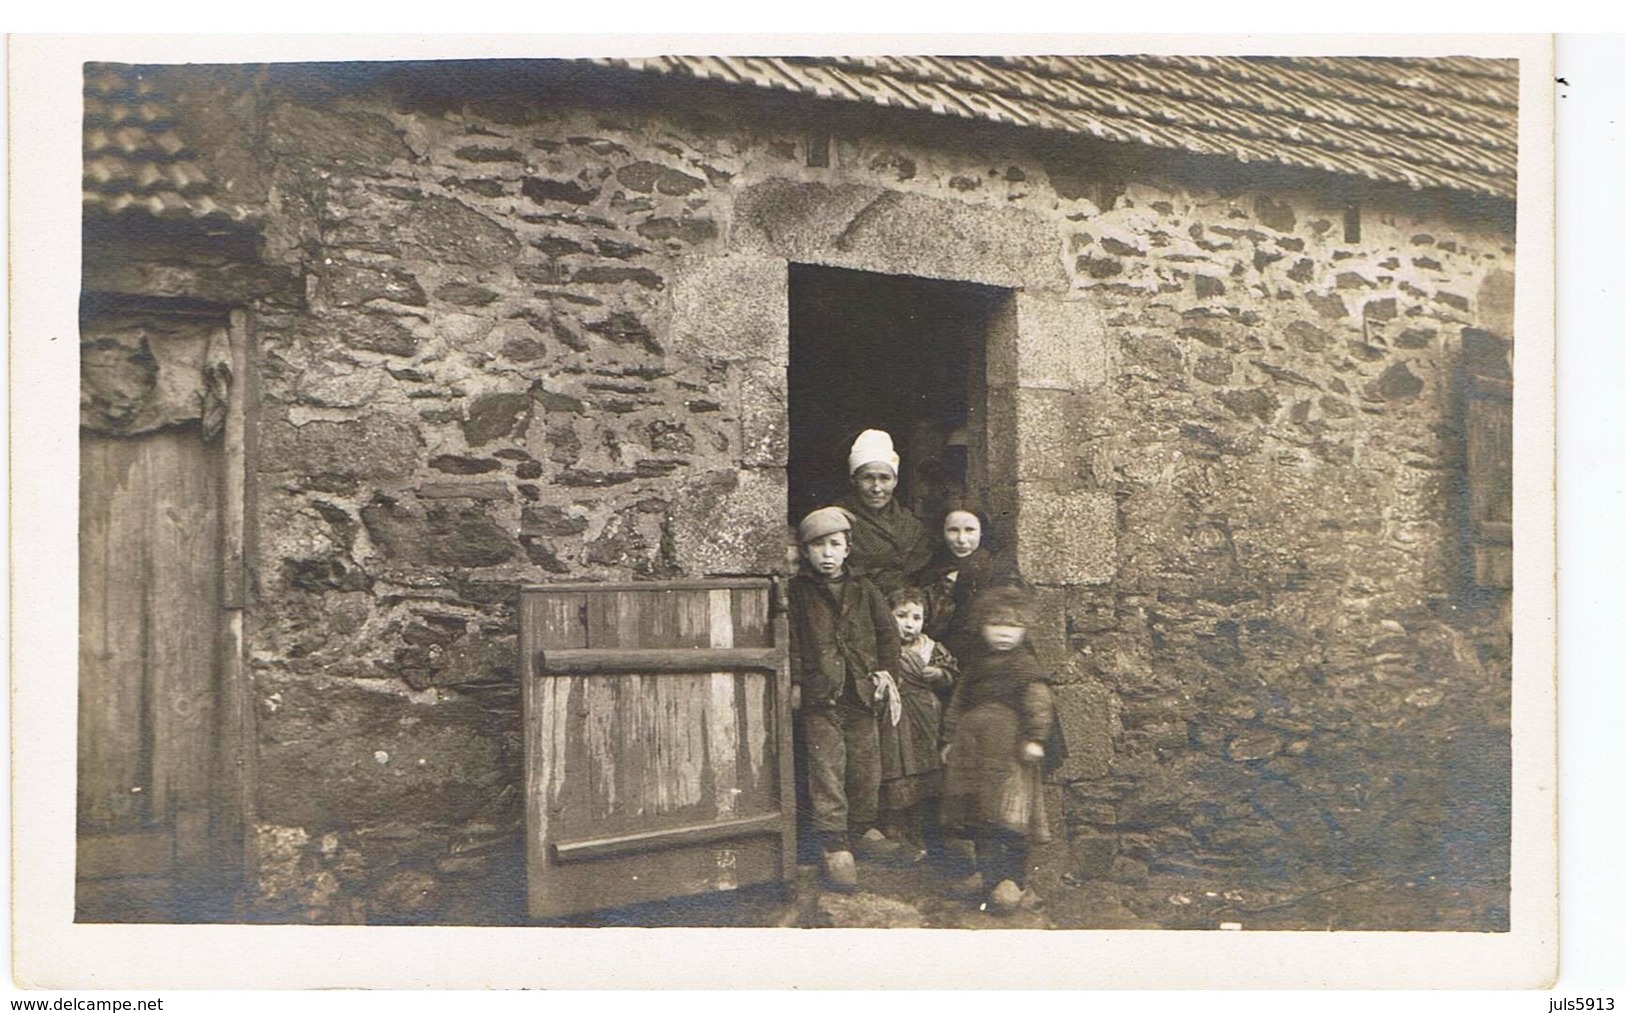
[938,585,1055,915]
[914,502,1016,662]
[876,586,959,863]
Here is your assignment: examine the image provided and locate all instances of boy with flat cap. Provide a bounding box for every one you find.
[788,505,904,890]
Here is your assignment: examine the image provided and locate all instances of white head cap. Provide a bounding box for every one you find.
[848,428,899,475]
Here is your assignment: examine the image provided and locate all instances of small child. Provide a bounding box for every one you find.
[787,505,903,891]
[938,585,1055,915]
[876,586,959,863]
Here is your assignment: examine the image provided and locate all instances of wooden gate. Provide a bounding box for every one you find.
[521,578,794,919]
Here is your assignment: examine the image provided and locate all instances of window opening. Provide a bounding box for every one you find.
[805,130,831,168]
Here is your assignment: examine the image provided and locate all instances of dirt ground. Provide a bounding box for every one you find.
[542,719,1511,932]
[548,842,1509,931]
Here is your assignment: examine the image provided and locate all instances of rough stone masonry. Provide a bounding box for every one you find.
[94,63,1513,925]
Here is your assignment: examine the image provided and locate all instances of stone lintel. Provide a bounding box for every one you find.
[83,255,304,308]
[732,178,1067,293]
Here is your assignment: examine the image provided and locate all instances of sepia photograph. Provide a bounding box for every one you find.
[11,32,1559,989]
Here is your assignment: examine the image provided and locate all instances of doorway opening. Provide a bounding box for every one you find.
[787,264,1009,527]
[78,302,243,922]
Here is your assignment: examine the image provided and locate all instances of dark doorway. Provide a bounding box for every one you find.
[787,264,1008,526]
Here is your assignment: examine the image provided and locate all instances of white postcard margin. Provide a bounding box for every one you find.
[8,32,1558,989]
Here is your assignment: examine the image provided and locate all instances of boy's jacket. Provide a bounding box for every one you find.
[787,567,902,710]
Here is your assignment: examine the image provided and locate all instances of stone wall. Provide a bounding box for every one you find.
[1030,179,1514,918]
[98,63,1513,924]
[237,70,799,923]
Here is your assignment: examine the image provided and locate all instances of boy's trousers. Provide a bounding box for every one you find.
[799,702,881,850]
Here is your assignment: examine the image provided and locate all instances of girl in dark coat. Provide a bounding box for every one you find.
[938,585,1056,915]
[914,502,1018,662]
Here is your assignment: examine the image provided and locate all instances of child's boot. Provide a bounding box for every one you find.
[853,827,902,861]
[822,849,858,892]
[988,879,1023,915]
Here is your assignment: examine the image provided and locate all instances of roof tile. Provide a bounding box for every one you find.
[81,63,257,224]
[602,54,1517,199]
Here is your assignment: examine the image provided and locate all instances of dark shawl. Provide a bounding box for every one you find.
[944,645,1067,775]
[834,493,932,597]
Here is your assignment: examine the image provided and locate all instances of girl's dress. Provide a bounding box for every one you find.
[918,547,1070,788]
[938,646,1056,844]
[877,633,958,813]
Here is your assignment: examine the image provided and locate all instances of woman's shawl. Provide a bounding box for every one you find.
[834,494,932,596]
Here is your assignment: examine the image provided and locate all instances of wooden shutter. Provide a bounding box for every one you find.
[520,578,794,919]
[1462,329,1513,589]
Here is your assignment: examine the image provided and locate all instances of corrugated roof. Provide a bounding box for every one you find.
[598,54,1518,200]
[83,64,257,224]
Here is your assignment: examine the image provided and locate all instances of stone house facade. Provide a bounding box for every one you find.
[78,55,1517,926]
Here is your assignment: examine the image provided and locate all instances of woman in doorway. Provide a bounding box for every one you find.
[915,501,1018,663]
[836,429,933,597]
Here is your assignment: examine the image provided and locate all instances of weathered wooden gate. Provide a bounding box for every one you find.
[521,578,795,919]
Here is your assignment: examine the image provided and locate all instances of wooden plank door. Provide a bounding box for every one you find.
[521,579,794,919]
[78,427,228,921]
